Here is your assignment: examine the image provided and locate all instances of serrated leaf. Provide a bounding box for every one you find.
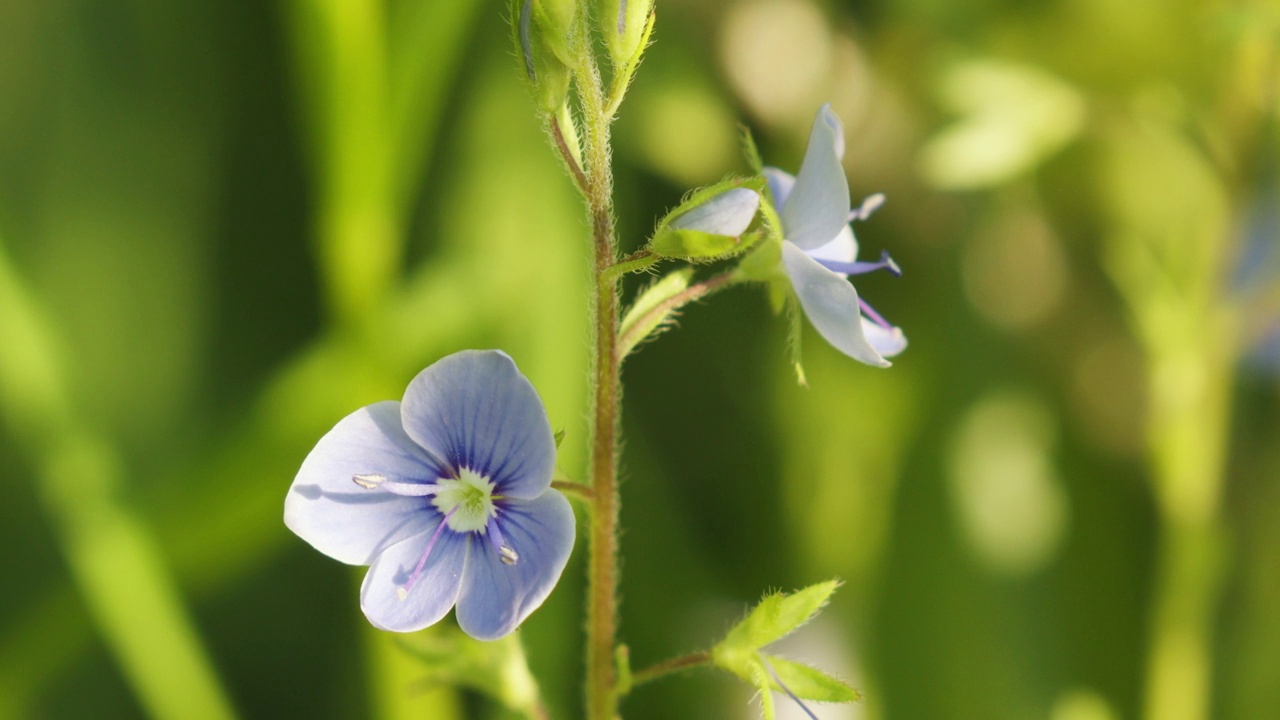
[618,268,693,359]
[765,656,860,703]
[716,581,840,657]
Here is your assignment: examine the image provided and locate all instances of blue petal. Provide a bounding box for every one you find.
[779,105,852,251]
[804,224,858,267]
[401,350,556,499]
[668,188,760,237]
[359,525,469,632]
[763,167,795,208]
[782,241,891,367]
[862,318,908,358]
[455,491,575,640]
[285,401,444,565]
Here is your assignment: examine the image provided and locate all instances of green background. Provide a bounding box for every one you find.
[1,0,1277,718]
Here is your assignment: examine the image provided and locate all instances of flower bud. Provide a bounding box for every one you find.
[512,0,573,113]
[650,187,761,261]
[601,0,654,69]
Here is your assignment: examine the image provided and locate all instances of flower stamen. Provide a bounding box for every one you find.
[848,192,886,222]
[858,297,896,331]
[816,249,902,278]
[352,474,440,496]
[487,516,520,566]
[397,506,460,601]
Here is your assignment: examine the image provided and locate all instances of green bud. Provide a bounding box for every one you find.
[602,0,654,68]
[649,181,762,262]
[513,0,573,113]
[533,0,577,66]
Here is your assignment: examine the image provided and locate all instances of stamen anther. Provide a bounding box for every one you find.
[353,474,384,489]
[849,192,886,222]
[499,546,520,566]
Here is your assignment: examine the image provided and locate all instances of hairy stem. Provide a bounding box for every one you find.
[573,32,623,720]
[630,651,712,689]
[602,250,659,283]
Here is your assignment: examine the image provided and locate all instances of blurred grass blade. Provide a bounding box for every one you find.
[0,242,238,720]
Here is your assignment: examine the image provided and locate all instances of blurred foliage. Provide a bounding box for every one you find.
[0,0,1277,719]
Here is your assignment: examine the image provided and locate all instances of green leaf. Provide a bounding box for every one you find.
[618,268,693,359]
[714,581,841,659]
[553,428,566,448]
[764,656,860,703]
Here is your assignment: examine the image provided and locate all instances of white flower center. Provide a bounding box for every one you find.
[431,468,497,532]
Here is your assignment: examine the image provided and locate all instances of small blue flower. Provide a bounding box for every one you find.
[766,104,907,367]
[284,350,575,640]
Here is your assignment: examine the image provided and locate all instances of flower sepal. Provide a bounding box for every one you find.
[713,580,839,654]
[711,581,859,718]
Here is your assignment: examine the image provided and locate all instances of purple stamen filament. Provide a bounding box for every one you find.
[815,249,901,278]
[398,506,459,601]
[859,298,895,331]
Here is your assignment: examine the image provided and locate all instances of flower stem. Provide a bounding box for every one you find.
[629,651,711,689]
[603,250,659,282]
[551,480,595,502]
[572,31,623,720]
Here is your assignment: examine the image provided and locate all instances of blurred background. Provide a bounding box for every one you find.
[1,0,1277,718]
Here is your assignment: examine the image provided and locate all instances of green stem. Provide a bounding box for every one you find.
[572,31,623,720]
[551,479,595,502]
[629,651,711,689]
[602,250,660,283]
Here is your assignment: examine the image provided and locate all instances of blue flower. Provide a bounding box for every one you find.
[765,104,907,367]
[284,350,575,640]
